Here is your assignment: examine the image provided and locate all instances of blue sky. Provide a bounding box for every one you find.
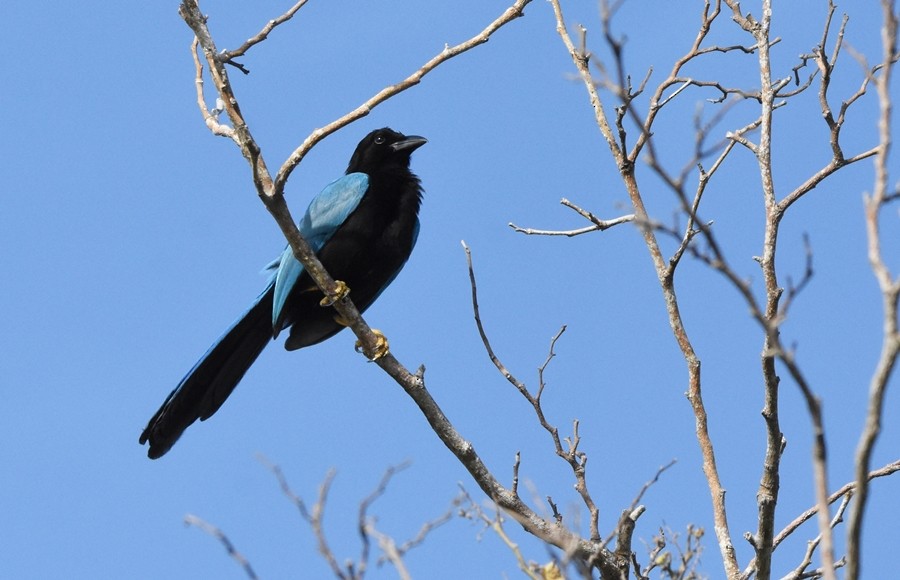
[3,1,898,578]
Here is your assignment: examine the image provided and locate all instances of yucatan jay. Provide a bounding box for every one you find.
[140,128,426,459]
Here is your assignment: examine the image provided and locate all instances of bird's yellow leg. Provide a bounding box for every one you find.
[332,314,390,361]
[319,280,350,307]
[355,329,390,361]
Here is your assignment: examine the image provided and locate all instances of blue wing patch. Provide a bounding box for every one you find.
[271,173,369,330]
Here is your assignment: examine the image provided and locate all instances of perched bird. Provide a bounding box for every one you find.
[140,128,426,459]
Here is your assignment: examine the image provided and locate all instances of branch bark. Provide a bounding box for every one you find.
[846,3,900,579]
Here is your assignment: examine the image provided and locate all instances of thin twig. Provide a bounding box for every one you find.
[218,0,312,65]
[184,514,259,580]
[509,198,634,237]
[383,502,458,564]
[273,0,533,197]
[457,485,543,580]
[258,457,345,578]
[781,495,851,580]
[357,461,411,578]
[189,38,238,143]
[603,460,676,550]
[463,241,602,544]
[629,460,677,515]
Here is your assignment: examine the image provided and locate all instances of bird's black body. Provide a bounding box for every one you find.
[140,128,425,459]
[278,136,424,349]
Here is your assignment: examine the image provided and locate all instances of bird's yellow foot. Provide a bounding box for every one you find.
[355,329,390,361]
[319,280,350,307]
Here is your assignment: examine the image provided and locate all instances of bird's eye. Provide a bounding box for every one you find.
[374,135,386,145]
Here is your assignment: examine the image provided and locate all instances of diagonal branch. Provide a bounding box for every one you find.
[462,241,605,547]
[741,459,900,579]
[184,514,260,580]
[175,16,617,564]
[272,0,533,198]
[179,0,533,361]
[218,0,312,65]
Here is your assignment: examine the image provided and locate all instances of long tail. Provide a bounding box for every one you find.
[140,285,275,459]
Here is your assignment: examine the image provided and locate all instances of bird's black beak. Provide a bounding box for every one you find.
[391,135,427,153]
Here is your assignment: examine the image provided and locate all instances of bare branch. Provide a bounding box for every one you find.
[257,454,311,519]
[628,460,677,516]
[781,495,851,580]
[365,527,411,580]
[661,21,893,566]
[189,38,239,143]
[777,459,900,551]
[512,451,522,497]
[509,198,634,237]
[383,502,458,565]
[668,77,761,104]
[258,457,345,578]
[775,8,883,214]
[779,233,815,319]
[548,0,741,574]
[218,0,312,65]
[462,242,603,545]
[741,459,900,578]
[179,0,533,372]
[261,457,458,578]
[356,461,411,578]
[184,514,259,580]
[461,240,531,398]
[273,0,533,197]
[457,486,543,580]
[537,325,567,402]
[602,459,679,550]
[548,0,625,167]
[778,147,880,214]
[307,470,345,579]
[847,3,900,577]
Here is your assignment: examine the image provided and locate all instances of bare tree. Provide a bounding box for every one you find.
[174,1,898,578]
[526,1,898,579]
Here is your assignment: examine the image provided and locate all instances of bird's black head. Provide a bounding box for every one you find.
[346,128,427,175]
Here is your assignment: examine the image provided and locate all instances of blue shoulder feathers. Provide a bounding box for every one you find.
[272,172,369,331]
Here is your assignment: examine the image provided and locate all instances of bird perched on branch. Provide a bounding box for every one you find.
[140,128,426,459]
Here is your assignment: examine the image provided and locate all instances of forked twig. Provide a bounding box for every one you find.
[509,198,634,237]
[462,241,601,544]
[218,0,311,66]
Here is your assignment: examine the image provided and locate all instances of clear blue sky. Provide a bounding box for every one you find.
[3,1,897,578]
